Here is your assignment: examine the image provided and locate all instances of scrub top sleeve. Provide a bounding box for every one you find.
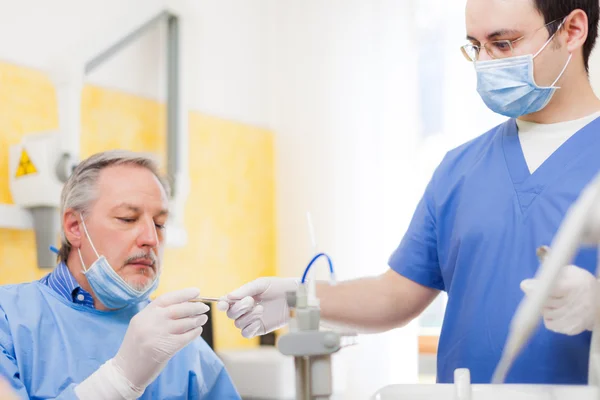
[388,176,444,291]
[0,306,28,398]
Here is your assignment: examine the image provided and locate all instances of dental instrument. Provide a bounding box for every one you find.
[189,297,223,303]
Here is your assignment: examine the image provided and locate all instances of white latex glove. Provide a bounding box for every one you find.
[75,287,209,399]
[216,277,298,338]
[520,265,599,336]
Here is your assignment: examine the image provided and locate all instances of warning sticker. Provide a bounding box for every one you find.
[15,149,38,178]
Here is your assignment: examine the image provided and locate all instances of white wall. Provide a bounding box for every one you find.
[0,0,271,128]
[589,45,600,97]
[268,1,420,397]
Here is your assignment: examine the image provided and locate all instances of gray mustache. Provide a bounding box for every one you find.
[125,251,157,266]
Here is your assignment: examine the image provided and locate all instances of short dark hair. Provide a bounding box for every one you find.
[533,0,599,72]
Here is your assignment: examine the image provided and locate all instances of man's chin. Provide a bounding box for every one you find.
[125,273,157,292]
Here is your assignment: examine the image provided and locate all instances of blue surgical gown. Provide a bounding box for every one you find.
[389,117,600,384]
[0,281,240,399]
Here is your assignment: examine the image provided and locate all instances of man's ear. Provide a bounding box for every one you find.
[564,9,588,55]
[63,209,82,249]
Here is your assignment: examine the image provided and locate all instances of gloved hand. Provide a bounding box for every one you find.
[520,265,599,336]
[217,277,298,338]
[75,287,209,399]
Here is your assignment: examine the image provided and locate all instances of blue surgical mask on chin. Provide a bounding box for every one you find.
[475,24,571,118]
[77,216,159,310]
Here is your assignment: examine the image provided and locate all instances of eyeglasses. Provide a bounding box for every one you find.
[460,18,563,62]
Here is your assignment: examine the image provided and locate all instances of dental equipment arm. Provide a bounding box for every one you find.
[492,171,600,384]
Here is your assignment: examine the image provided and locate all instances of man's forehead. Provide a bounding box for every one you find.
[97,164,167,192]
[94,165,170,210]
[465,0,542,39]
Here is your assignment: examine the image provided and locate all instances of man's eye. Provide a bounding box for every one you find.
[155,223,166,230]
[492,41,512,51]
[118,217,136,223]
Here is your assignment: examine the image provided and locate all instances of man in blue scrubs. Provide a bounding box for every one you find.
[0,150,240,399]
[218,0,600,385]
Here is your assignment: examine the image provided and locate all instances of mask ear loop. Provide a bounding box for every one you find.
[77,248,90,273]
[533,19,566,57]
[550,53,572,87]
[79,214,100,258]
[78,214,101,273]
[532,19,570,88]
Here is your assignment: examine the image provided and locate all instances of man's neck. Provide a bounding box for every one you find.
[519,75,600,124]
[65,254,109,311]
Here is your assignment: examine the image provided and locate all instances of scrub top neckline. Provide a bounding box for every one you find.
[501,116,600,215]
[34,281,145,316]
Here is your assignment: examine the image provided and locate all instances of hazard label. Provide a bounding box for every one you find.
[15,149,38,178]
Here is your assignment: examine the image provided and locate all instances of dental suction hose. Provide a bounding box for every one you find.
[492,171,600,384]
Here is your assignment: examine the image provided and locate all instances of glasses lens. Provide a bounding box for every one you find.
[485,40,514,59]
[461,44,478,61]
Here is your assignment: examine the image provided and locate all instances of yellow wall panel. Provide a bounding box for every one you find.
[0,63,58,283]
[0,63,58,204]
[0,61,275,350]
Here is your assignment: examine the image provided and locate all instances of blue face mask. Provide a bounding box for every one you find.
[77,216,159,309]
[475,26,571,118]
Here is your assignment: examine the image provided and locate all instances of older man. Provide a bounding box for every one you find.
[0,150,240,399]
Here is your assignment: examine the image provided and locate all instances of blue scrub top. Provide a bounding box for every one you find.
[389,117,600,384]
[0,282,240,399]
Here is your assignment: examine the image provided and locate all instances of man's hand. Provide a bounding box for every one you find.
[75,287,209,399]
[521,265,599,336]
[114,287,210,386]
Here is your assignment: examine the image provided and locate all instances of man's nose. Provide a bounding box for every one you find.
[478,48,494,62]
[138,217,159,248]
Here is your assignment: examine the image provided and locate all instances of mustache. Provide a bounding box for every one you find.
[124,251,158,267]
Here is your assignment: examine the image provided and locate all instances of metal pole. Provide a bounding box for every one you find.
[166,13,180,197]
[310,355,332,399]
[82,10,181,200]
[84,11,169,74]
[295,356,311,400]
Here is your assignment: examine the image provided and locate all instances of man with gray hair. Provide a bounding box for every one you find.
[0,150,240,399]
